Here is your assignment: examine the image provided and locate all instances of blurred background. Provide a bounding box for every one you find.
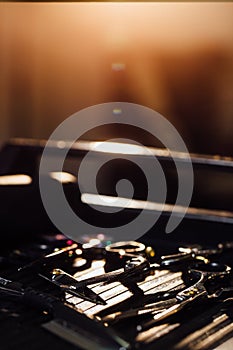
[0,2,233,156]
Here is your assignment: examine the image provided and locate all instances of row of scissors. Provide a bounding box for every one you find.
[1,239,233,333]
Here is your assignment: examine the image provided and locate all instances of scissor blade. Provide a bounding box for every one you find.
[102,298,177,323]
[67,285,106,305]
[39,269,106,305]
[140,285,208,331]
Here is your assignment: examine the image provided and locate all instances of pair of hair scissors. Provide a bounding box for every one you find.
[137,262,232,331]
[160,241,233,267]
[37,240,150,305]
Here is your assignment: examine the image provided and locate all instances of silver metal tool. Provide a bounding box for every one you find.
[66,241,149,288]
[33,240,148,305]
[0,276,128,350]
[161,241,233,267]
[39,269,106,305]
[139,262,232,331]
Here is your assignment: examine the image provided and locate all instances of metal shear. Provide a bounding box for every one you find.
[160,241,233,267]
[138,262,232,331]
[39,268,107,305]
[38,240,150,305]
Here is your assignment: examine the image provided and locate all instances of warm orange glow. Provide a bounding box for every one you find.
[0,3,232,155]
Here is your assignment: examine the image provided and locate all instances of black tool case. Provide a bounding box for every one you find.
[0,139,233,350]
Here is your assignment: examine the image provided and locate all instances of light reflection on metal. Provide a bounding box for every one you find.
[75,249,83,255]
[50,171,77,184]
[76,140,233,167]
[136,323,180,344]
[82,141,147,155]
[73,260,107,282]
[174,313,233,350]
[73,258,87,268]
[9,138,233,168]
[0,174,32,185]
[82,239,101,249]
[81,193,233,224]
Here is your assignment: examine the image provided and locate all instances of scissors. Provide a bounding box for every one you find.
[160,241,233,268]
[39,268,107,305]
[0,276,129,350]
[137,262,232,331]
[102,262,233,325]
[37,240,151,305]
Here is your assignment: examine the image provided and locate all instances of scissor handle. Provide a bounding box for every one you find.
[105,241,145,254]
[176,263,231,304]
[161,252,194,267]
[191,262,231,278]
